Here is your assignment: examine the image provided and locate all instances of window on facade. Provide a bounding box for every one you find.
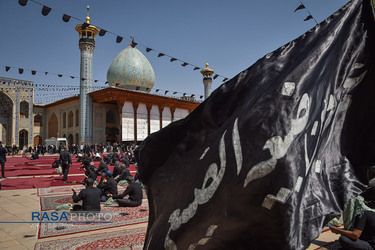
[20,101,29,118]
[75,110,79,126]
[34,114,42,126]
[68,111,73,127]
[63,112,66,128]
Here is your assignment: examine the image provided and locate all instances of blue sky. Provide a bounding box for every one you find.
[0,0,349,104]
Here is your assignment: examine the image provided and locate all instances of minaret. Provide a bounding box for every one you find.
[200,63,214,100]
[75,6,99,144]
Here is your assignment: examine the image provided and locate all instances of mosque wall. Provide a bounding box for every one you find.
[46,99,80,145]
[137,103,148,141]
[174,108,189,121]
[92,102,120,144]
[162,107,172,128]
[150,105,160,134]
[122,101,134,141]
[0,77,34,147]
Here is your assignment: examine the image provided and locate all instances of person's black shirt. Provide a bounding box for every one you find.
[72,186,101,211]
[97,177,117,196]
[112,182,143,202]
[0,146,7,162]
[118,169,131,181]
[354,210,375,247]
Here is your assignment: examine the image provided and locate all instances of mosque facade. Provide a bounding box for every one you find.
[0,9,204,148]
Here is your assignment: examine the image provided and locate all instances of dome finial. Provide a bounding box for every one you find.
[86,5,90,24]
[200,62,214,78]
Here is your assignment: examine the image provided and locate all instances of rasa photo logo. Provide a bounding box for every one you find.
[31,211,114,224]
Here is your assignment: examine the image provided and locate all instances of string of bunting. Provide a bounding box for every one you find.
[1,65,205,100]
[17,0,230,82]
[294,0,318,24]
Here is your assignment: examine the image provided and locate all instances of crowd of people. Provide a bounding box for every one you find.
[52,144,143,211]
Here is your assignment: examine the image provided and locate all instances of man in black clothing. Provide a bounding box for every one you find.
[97,160,109,175]
[51,158,60,168]
[112,161,121,179]
[115,164,131,183]
[0,141,7,178]
[330,198,375,249]
[109,175,143,207]
[59,146,72,181]
[71,178,101,211]
[97,170,117,201]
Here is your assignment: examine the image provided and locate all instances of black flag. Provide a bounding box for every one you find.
[294,4,305,12]
[116,36,123,43]
[135,0,375,249]
[99,29,107,36]
[62,14,71,22]
[304,14,313,21]
[41,6,51,16]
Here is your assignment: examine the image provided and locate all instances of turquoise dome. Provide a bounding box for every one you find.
[107,46,155,92]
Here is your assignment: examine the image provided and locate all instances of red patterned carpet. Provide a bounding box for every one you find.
[38,185,85,196]
[38,203,149,238]
[40,195,79,211]
[35,227,146,249]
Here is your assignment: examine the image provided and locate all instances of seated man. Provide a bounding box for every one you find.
[108,175,143,207]
[97,170,117,202]
[71,178,101,211]
[51,158,60,168]
[112,161,121,179]
[30,152,39,160]
[330,193,375,249]
[86,166,98,181]
[115,164,131,183]
[97,160,109,175]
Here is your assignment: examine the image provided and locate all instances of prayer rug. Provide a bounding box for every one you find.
[38,202,149,238]
[38,185,84,196]
[40,195,79,211]
[35,227,146,249]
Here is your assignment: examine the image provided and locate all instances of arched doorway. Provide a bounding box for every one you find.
[106,110,118,142]
[48,113,58,138]
[34,135,42,146]
[0,92,13,145]
[19,129,28,149]
[68,134,73,145]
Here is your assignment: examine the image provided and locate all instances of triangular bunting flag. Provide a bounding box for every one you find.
[304,15,313,21]
[294,4,305,12]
